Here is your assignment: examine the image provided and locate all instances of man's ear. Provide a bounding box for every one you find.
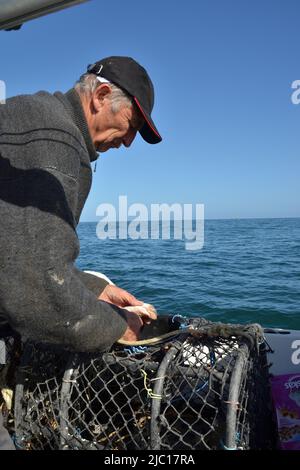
[92,83,112,112]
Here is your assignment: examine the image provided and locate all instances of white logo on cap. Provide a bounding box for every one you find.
[97,64,103,75]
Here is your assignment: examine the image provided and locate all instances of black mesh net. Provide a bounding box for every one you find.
[0,316,277,450]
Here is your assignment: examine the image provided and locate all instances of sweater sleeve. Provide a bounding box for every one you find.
[0,138,127,353]
[75,269,109,297]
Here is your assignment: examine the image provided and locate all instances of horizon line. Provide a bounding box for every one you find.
[79,216,300,223]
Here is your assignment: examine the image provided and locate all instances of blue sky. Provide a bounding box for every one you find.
[1,0,300,220]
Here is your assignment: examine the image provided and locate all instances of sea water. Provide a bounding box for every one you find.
[77,218,300,330]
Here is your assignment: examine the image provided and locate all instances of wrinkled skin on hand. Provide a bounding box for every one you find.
[99,284,142,308]
[98,284,157,342]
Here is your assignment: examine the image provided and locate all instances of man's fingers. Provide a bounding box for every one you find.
[124,303,157,323]
[124,294,143,307]
[141,303,157,320]
[98,285,143,307]
[99,285,157,325]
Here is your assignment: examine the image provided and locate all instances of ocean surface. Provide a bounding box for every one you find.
[77,218,300,330]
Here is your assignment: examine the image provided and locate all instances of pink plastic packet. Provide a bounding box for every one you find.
[271,374,300,450]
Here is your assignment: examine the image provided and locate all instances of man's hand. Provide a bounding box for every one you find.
[123,304,157,325]
[98,284,157,331]
[98,284,143,308]
[118,309,144,343]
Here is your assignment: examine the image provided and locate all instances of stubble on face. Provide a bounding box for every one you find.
[95,101,144,153]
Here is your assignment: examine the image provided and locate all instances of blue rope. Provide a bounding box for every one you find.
[74,427,82,438]
[12,433,25,449]
[220,431,241,450]
[210,350,216,365]
[195,380,208,392]
[123,346,148,355]
[219,439,237,450]
[171,314,187,328]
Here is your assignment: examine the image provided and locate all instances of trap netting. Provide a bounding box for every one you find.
[1,316,276,450]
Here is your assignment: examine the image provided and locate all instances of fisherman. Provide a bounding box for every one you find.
[0,56,162,448]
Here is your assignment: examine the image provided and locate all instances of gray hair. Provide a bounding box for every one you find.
[75,73,132,113]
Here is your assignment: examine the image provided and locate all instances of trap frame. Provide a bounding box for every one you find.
[0,316,277,450]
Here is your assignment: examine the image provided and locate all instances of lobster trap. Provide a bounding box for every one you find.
[0,316,276,450]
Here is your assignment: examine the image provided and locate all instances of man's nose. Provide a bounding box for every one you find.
[122,130,137,148]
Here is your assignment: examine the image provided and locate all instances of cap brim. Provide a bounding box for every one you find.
[134,97,162,144]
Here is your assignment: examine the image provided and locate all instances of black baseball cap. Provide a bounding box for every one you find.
[86,56,162,144]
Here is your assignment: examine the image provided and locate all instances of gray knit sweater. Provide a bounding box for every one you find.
[0,88,127,352]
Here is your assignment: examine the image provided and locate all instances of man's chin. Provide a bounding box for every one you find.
[96,144,109,153]
[97,144,121,152]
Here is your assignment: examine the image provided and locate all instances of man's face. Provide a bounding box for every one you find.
[93,97,144,153]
